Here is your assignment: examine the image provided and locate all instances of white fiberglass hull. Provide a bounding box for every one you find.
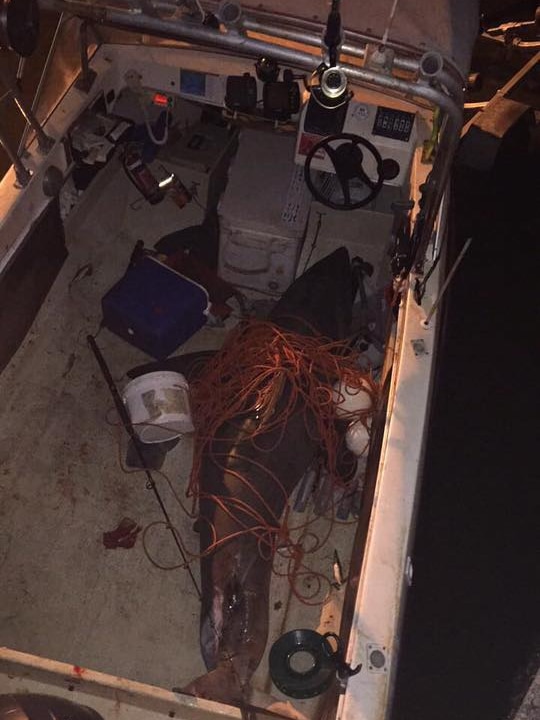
[0,37,446,720]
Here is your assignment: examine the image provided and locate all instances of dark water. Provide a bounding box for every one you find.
[391,122,540,718]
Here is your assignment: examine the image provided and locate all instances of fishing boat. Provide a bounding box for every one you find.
[0,2,479,719]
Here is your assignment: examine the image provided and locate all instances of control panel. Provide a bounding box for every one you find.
[294,98,418,188]
[178,69,226,106]
[177,67,300,121]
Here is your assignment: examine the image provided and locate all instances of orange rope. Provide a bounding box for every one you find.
[187,320,379,604]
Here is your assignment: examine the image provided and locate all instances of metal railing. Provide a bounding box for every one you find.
[36,0,465,257]
[3,0,465,268]
[16,12,66,155]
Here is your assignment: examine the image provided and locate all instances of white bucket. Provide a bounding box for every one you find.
[122,371,194,444]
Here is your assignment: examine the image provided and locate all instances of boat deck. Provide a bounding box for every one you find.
[0,157,354,712]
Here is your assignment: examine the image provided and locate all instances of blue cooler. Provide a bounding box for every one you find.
[102,256,209,359]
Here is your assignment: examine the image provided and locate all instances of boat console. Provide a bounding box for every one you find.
[91,46,428,306]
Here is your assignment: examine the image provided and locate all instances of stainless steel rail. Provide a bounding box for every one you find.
[35,0,463,261]
[0,129,32,186]
[0,66,54,154]
[17,13,66,155]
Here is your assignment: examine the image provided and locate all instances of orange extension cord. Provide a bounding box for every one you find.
[186,319,379,604]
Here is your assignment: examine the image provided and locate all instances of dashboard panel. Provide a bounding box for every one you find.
[118,60,418,193]
[294,98,418,188]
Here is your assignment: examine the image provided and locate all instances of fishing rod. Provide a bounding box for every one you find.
[87,334,202,600]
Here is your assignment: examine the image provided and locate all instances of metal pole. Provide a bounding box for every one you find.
[37,0,462,117]
[18,12,65,155]
[0,66,54,154]
[87,334,202,600]
[0,128,32,187]
[15,56,26,90]
[125,0,465,96]
[75,20,98,92]
[241,17,463,100]
[422,237,472,326]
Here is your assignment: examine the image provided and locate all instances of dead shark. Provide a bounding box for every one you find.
[183,248,358,701]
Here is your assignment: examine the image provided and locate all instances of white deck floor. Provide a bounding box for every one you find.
[0,160,355,713]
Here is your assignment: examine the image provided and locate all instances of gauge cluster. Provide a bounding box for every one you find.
[294,97,418,188]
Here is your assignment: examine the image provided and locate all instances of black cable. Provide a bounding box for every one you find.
[87,334,202,599]
[301,212,324,274]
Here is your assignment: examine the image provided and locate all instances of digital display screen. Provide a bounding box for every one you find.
[372,106,415,142]
[180,69,207,97]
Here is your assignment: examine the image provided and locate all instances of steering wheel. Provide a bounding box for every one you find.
[304,133,385,211]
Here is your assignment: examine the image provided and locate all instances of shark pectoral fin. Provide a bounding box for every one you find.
[180,665,244,705]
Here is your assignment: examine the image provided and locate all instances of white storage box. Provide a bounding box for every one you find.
[218,129,311,296]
